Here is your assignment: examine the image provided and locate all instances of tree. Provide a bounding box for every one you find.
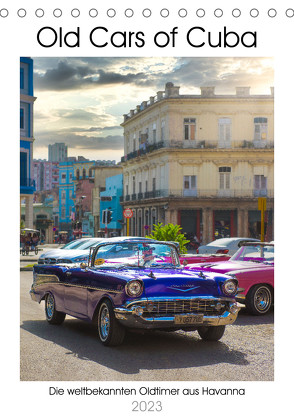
[146,222,190,254]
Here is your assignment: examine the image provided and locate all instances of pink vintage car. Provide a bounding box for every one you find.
[179,253,230,264]
[185,243,274,315]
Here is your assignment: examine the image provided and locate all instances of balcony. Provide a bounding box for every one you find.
[120,188,274,202]
[20,178,35,195]
[254,189,268,197]
[121,139,274,163]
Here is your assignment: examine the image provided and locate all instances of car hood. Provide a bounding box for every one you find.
[115,268,230,298]
[40,249,90,259]
[55,249,90,259]
[187,260,269,274]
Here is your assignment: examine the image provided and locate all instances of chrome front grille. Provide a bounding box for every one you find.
[58,259,73,264]
[38,258,73,265]
[130,298,227,316]
[38,258,57,265]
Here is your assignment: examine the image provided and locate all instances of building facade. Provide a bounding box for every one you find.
[21,202,53,243]
[20,57,37,228]
[92,165,123,236]
[120,83,274,243]
[72,160,96,235]
[58,161,75,234]
[33,160,59,191]
[48,142,68,162]
[100,174,123,236]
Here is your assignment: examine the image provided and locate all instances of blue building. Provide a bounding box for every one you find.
[100,174,123,236]
[59,161,75,235]
[20,57,36,228]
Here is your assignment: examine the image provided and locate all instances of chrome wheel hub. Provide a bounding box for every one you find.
[100,305,110,340]
[46,294,54,319]
[254,287,271,312]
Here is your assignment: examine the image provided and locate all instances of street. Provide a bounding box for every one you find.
[20,270,274,381]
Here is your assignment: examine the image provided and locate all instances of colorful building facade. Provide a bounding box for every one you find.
[33,160,59,191]
[100,174,123,236]
[92,165,123,236]
[59,161,75,234]
[20,57,37,228]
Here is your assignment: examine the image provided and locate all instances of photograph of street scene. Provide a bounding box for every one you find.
[20,57,274,381]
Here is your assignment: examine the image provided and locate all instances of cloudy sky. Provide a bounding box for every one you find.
[33,57,274,162]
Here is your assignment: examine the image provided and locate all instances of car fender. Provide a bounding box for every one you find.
[232,267,274,296]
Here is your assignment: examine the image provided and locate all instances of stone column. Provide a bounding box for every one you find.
[165,209,172,224]
[202,208,213,244]
[244,209,249,237]
[48,225,53,244]
[171,209,178,225]
[237,209,244,236]
[25,195,34,229]
[207,208,213,243]
[237,208,249,237]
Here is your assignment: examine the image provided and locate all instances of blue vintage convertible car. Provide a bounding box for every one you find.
[30,240,241,346]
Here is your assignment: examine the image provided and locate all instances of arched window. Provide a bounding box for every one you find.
[83,168,86,179]
[76,169,80,180]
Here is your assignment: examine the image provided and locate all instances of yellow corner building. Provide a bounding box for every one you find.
[120,83,274,244]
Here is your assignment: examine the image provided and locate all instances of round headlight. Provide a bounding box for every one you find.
[222,279,238,296]
[126,280,143,297]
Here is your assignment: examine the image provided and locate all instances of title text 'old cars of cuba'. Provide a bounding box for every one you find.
[186,242,274,315]
[30,240,241,346]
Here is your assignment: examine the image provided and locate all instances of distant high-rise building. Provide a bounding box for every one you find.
[48,143,68,162]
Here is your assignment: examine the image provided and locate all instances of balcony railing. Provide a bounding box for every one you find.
[121,139,274,162]
[20,178,35,188]
[120,188,274,202]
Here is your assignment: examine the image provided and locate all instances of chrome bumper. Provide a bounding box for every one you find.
[29,289,39,302]
[114,303,241,329]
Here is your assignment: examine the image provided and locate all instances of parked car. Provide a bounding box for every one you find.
[197,237,260,256]
[30,240,241,346]
[186,242,274,315]
[179,253,230,265]
[38,237,105,264]
[38,236,153,265]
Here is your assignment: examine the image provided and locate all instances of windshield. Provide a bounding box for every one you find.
[93,242,180,269]
[77,238,103,250]
[61,239,91,249]
[231,244,274,263]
